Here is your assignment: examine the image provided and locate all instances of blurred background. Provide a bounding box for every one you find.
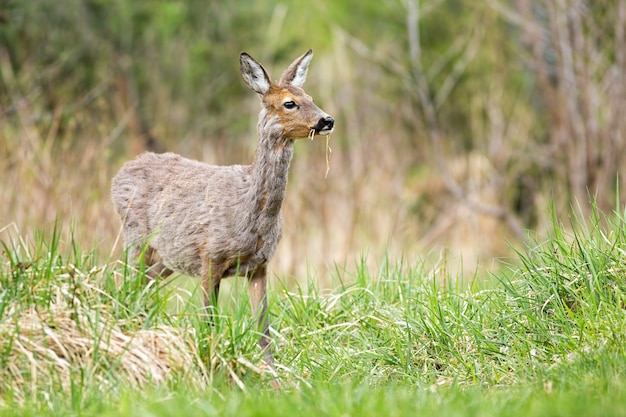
[1,0,624,284]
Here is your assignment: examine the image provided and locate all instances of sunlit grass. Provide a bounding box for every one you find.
[1,203,626,415]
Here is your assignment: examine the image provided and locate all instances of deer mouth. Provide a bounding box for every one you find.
[316,127,333,136]
[312,116,335,136]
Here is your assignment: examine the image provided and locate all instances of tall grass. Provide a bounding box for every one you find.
[1,202,625,415]
[0,227,204,406]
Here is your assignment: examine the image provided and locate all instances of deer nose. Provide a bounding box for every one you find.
[315,116,335,132]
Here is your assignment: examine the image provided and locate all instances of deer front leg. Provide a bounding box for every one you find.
[249,266,280,389]
[248,266,273,364]
[201,257,223,324]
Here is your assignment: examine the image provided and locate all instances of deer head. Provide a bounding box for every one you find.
[240,49,334,140]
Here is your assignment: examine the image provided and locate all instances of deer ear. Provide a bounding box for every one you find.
[279,49,313,87]
[240,52,272,94]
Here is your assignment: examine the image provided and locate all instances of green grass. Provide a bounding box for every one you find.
[1,205,626,416]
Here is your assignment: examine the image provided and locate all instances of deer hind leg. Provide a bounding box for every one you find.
[143,246,173,281]
[126,241,172,283]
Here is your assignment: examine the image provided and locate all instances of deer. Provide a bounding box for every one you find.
[111,49,334,377]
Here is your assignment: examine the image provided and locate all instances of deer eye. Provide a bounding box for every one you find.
[283,101,298,109]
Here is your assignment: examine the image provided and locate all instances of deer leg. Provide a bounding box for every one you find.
[126,243,171,285]
[249,266,280,389]
[248,266,273,364]
[144,246,173,281]
[201,257,223,324]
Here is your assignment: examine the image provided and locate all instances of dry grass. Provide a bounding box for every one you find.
[1,308,202,401]
[0,259,207,405]
[0,40,526,291]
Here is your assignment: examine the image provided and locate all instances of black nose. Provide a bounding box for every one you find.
[315,116,335,131]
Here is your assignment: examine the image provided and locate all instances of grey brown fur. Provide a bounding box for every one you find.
[111,49,334,369]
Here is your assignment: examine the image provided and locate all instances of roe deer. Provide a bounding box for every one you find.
[111,49,334,369]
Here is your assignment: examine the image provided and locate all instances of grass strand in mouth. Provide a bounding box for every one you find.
[307,128,331,177]
[325,134,332,178]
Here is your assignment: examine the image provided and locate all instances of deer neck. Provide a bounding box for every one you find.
[249,109,294,221]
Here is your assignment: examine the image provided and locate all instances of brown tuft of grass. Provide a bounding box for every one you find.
[0,305,206,405]
[0,252,208,404]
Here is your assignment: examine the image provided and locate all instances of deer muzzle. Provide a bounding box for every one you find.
[313,116,335,135]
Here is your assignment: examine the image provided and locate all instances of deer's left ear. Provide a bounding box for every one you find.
[279,49,313,87]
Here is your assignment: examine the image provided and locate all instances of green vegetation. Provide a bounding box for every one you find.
[1,204,625,415]
[1,1,626,415]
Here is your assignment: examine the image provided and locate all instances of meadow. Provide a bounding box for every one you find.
[1,205,625,416]
[2,1,626,415]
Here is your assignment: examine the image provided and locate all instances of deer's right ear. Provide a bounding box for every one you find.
[240,53,272,95]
